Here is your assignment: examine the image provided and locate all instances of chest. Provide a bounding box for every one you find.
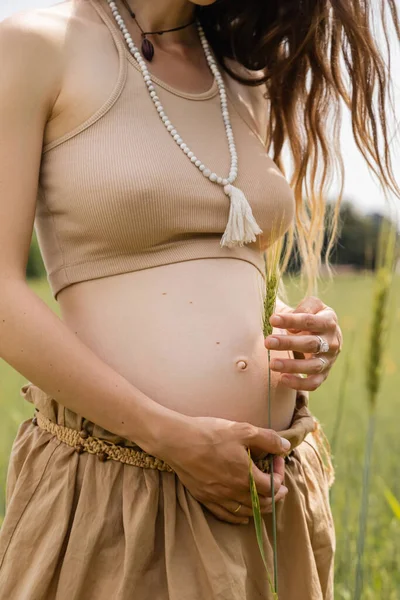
[38,65,295,252]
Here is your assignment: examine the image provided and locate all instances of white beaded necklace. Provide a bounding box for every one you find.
[106,0,263,248]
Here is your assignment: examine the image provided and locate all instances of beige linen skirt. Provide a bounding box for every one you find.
[0,382,335,600]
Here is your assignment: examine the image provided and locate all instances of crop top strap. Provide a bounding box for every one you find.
[87,0,127,53]
[42,0,128,154]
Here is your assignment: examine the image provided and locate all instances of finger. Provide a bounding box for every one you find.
[219,500,255,517]
[336,326,344,353]
[251,462,284,497]
[272,455,286,481]
[260,455,285,500]
[220,481,289,517]
[291,295,326,314]
[273,484,289,504]
[280,372,327,392]
[260,485,289,511]
[269,311,337,334]
[291,300,336,325]
[227,458,286,509]
[221,477,284,510]
[202,501,249,525]
[264,333,333,355]
[270,356,332,375]
[243,425,292,456]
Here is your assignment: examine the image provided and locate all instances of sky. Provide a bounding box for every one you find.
[2,0,400,225]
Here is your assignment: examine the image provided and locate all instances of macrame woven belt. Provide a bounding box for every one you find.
[34,411,273,473]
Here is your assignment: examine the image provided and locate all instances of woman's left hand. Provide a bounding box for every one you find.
[264,296,343,392]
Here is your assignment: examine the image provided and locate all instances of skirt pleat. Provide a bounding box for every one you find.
[0,383,335,600]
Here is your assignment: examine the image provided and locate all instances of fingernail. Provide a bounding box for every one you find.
[272,360,283,370]
[240,519,249,525]
[270,315,283,325]
[280,437,291,451]
[266,337,279,348]
[281,486,289,495]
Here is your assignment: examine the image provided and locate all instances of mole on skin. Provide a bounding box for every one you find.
[158,292,247,370]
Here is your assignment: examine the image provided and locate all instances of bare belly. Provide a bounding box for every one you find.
[57,259,297,431]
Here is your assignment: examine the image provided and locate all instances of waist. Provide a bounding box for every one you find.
[22,385,316,472]
[57,259,296,430]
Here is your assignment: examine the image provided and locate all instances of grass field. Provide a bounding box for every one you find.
[1,273,400,599]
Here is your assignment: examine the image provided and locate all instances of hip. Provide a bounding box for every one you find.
[0,382,334,600]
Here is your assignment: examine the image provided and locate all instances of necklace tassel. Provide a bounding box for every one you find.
[220,184,263,248]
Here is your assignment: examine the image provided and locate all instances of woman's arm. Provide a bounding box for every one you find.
[0,14,182,453]
[275,295,293,314]
[0,281,182,453]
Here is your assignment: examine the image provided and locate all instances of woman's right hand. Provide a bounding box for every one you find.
[151,414,291,525]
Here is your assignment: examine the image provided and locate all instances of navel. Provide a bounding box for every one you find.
[235,358,249,371]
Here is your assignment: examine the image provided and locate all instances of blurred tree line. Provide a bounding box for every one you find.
[26,198,399,280]
[287,199,400,273]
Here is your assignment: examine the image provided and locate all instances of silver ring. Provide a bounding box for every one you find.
[315,334,330,354]
[316,357,329,372]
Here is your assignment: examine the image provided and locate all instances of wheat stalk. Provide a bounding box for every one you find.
[263,242,284,594]
[248,218,286,598]
[354,220,397,600]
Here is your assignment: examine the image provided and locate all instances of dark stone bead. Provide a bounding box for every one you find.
[79,429,89,439]
[32,416,38,426]
[98,452,108,462]
[76,444,85,454]
[141,38,154,62]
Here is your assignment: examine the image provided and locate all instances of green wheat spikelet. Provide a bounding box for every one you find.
[263,270,279,338]
[365,266,392,411]
[354,220,397,600]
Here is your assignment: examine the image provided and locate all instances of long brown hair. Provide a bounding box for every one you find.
[198,0,400,296]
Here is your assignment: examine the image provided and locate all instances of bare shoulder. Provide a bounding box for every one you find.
[0,0,73,54]
[0,1,78,117]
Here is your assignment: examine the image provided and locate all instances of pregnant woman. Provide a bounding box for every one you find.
[0,0,397,599]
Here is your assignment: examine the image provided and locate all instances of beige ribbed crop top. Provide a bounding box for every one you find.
[34,0,296,301]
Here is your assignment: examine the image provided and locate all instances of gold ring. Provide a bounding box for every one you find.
[233,502,242,514]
